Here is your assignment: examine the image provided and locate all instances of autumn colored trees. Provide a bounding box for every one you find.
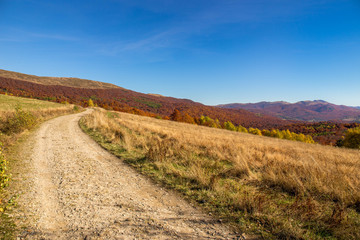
[184,114,315,144]
[0,77,290,129]
[0,76,356,147]
[88,99,95,107]
[169,109,196,124]
[338,127,360,149]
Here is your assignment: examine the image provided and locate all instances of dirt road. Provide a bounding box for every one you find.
[14,110,238,239]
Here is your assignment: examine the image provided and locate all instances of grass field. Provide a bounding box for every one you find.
[0,94,80,124]
[81,109,360,239]
[0,94,80,142]
[0,94,70,111]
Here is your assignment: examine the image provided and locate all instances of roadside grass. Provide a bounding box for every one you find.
[0,94,83,239]
[0,94,69,111]
[0,94,82,146]
[80,109,360,240]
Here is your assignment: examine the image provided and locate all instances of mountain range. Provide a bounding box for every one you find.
[218,100,360,122]
[1,69,359,124]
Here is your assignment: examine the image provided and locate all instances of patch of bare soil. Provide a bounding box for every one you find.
[13,110,239,239]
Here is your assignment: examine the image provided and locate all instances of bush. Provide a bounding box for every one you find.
[1,105,36,134]
[248,127,262,136]
[223,121,236,131]
[0,143,9,189]
[237,125,248,133]
[88,99,95,107]
[0,142,15,239]
[342,127,360,149]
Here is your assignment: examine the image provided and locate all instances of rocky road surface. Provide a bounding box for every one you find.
[14,110,239,239]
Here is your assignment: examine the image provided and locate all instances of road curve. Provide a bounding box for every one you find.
[15,109,237,239]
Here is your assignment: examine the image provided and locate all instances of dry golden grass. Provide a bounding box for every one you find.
[81,109,360,239]
[0,107,75,122]
[0,95,81,146]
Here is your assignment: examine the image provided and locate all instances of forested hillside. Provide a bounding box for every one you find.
[219,100,360,122]
[0,76,288,129]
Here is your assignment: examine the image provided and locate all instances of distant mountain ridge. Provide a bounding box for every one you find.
[218,100,360,122]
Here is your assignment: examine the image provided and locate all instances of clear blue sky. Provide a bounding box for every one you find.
[1,0,359,106]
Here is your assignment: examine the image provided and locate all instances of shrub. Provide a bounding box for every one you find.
[237,125,248,133]
[342,127,360,149]
[223,121,236,131]
[248,127,262,136]
[1,105,36,134]
[199,116,221,128]
[0,143,9,189]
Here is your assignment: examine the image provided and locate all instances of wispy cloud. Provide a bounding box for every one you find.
[0,27,79,43]
[96,29,181,56]
[94,0,331,57]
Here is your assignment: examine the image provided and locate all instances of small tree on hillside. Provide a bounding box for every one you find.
[183,113,195,124]
[342,127,360,149]
[237,125,248,133]
[249,127,262,136]
[224,121,236,131]
[170,109,182,122]
[88,99,95,107]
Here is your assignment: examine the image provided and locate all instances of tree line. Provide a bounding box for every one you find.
[168,109,315,144]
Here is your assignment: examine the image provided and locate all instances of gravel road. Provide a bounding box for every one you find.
[14,110,238,239]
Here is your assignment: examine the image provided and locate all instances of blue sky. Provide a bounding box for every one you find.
[0,0,360,106]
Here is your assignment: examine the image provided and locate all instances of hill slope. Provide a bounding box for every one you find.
[81,109,360,239]
[0,69,119,89]
[219,100,360,122]
[0,70,289,128]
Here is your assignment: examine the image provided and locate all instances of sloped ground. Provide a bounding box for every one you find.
[12,109,238,239]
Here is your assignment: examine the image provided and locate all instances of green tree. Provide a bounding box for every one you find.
[237,125,248,133]
[199,116,220,128]
[224,121,236,131]
[305,135,315,144]
[261,129,271,137]
[249,127,262,136]
[342,127,360,149]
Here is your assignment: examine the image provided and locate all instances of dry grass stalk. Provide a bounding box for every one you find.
[82,109,360,239]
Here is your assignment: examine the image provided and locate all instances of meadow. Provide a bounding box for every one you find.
[81,109,360,239]
[0,94,79,143]
[0,94,72,111]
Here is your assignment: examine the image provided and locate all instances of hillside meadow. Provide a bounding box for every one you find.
[81,109,360,239]
[0,94,81,144]
[0,93,73,110]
